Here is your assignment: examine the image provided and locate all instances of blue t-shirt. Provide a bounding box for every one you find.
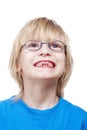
[0,96,87,130]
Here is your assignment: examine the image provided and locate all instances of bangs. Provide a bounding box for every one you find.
[20,17,66,44]
[27,24,60,42]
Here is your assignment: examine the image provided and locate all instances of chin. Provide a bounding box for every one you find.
[33,74,58,80]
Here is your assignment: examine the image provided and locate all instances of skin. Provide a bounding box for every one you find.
[18,40,65,110]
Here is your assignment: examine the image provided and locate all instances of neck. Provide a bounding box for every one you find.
[22,79,59,110]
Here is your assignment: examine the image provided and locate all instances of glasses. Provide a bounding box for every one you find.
[22,40,67,52]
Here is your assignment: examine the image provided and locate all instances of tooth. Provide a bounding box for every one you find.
[35,61,54,68]
[37,62,42,67]
[48,62,53,67]
[46,62,53,68]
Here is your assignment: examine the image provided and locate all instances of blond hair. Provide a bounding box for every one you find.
[9,17,73,98]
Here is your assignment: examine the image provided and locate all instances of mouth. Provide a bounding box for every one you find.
[33,60,56,68]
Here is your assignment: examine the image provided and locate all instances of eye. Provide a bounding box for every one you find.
[49,41,65,51]
[52,43,60,48]
[24,40,41,51]
[26,41,39,48]
[29,43,38,47]
[51,42,62,49]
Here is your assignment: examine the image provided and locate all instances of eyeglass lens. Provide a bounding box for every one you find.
[24,40,66,52]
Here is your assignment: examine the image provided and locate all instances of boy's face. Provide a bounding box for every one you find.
[18,39,66,81]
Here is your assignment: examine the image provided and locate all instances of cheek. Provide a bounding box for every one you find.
[18,53,31,71]
[61,55,66,70]
[56,54,65,73]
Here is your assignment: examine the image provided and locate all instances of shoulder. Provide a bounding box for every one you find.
[0,96,15,105]
[61,97,87,114]
[0,96,17,129]
[61,98,87,126]
[0,96,16,114]
[57,98,87,129]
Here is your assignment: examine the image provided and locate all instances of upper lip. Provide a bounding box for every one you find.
[33,60,56,68]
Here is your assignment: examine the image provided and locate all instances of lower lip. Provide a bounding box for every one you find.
[33,65,55,69]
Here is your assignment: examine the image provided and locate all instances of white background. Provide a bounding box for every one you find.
[0,0,87,111]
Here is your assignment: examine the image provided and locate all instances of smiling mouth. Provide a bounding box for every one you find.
[33,60,56,68]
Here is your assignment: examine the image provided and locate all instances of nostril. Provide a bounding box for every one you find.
[47,53,50,56]
[39,53,51,56]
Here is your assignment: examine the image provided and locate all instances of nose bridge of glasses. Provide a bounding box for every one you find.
[41,42,50,49]
[38,42,51,54]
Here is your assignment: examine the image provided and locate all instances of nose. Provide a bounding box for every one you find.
[38,44,51,56]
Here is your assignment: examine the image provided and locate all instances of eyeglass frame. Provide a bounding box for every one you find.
[21,40,67,52]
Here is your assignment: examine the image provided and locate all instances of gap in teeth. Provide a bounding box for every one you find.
[36,62,53,68]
